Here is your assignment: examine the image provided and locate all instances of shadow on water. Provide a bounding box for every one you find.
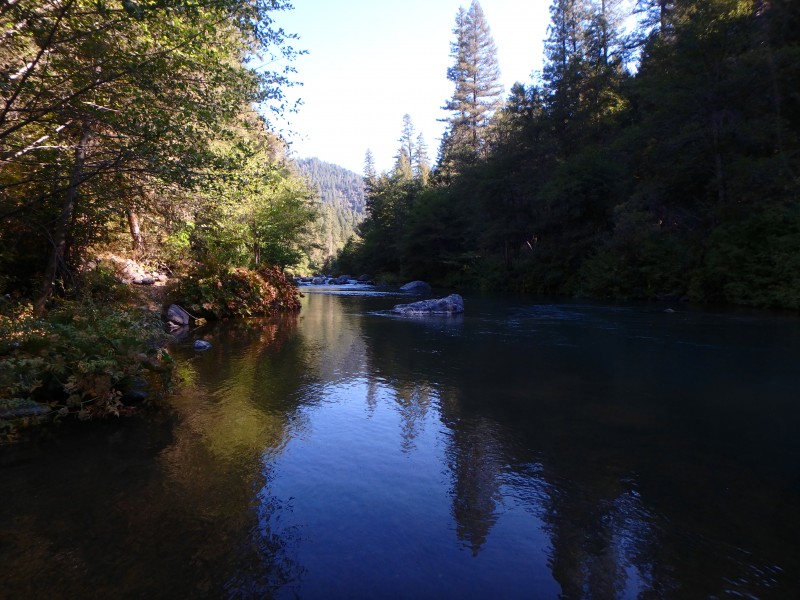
[310,290,800,598]
[2,289,800,598]
[1,315,310,598]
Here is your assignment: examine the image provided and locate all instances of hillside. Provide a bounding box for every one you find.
[295,158,365,269]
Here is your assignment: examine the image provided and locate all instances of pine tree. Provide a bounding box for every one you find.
[439,0,504,177]
[399,114,416,163]
[542,0,592,123]
[413,133,431,185]
[395,115,416,182]
[543,0,629,149]
[394,148,414,182]
[363,149,377,186]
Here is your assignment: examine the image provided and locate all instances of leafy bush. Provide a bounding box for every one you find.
[0,301,173,438]
[170,265,301,319]
[72,263,138,304]
[695,208,800,308]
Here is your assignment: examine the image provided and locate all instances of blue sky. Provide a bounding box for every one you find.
[269,0,552,175]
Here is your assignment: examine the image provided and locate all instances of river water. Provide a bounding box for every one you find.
[2,287,800,598]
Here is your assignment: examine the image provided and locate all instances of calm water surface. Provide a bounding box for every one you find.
[2,288,800,599]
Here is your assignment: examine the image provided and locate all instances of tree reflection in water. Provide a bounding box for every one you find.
[3,292,799,598]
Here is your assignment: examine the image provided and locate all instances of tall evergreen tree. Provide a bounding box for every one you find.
[363,149,377,187]
[543,0,629,149]
[413,133,431,185]
[395,114,416,182]
[439,0,504,177]
[399,114,416,163]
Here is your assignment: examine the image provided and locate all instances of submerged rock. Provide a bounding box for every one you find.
[120,377,149,405]
[399,280,431,295]
[392,294,464,316]
[0,399,50,419]
[165,304,191,328]
[193,340,212,351]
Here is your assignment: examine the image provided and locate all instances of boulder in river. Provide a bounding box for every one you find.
[393,294,464,316]
[332,275,351,285]
[193,340,212,351]
[165,304,192,328]
[399,280,431,295]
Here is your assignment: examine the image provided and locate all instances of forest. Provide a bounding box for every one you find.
[340,0,800,309]
[0,0,799,432]
[0,0,315,428]
[295,157,365,270]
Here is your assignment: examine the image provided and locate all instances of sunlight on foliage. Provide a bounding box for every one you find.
[0,301,173,440]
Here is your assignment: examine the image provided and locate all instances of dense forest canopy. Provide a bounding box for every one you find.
[294,157,365,271]
[0,0,316,310]
[0,0,317,428]
[339,0,800,309]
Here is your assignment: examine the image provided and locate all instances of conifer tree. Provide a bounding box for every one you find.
[439,0,504,177]
[399,114,416,163]
[395,115,416,182]
[413,133,431,185]
[363,149,377,187]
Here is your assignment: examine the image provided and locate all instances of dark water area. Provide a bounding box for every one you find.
[2,288,800,599]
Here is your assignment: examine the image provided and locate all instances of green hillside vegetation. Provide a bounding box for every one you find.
[339,0,800,309]
[295,158,365,271]
[0,0,312,433]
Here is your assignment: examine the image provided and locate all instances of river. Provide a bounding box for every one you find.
[2,287,800,598]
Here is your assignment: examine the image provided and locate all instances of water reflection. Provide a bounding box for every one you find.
[2,292,800,598]
[446,416,504,555]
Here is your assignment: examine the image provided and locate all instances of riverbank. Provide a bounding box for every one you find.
[0,256,302,441]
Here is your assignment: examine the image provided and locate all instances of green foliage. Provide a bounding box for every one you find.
[72,264,139,304]
[439,0,504,177]
[0,301,173,438]
[171,265,301,319]
[337,0,800,310]
[0,0,302,307]
[175,116,318,274]
[295,158,366,270]
[695,208,800,309]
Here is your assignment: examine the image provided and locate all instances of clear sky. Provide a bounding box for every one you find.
[268,0,552,175]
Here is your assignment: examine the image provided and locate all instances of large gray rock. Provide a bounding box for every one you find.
[392,294,464,316]
[399,280,432,295]
[332,275,351,285]
[165,304,191,327]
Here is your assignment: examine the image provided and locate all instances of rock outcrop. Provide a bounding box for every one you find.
[392,294,464,316]
[165,304,192,328]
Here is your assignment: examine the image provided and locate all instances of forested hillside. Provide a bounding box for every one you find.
[0,0,316,303]
[295,158,365,269]
[0,0,312,427]
[339,0,800,309]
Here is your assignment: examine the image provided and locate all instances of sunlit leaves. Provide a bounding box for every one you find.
[0,300,173,431]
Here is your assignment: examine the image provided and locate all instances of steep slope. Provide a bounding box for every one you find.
[295,157,365,269]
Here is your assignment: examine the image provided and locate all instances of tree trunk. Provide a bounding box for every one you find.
[127,204,144,257]
[34,123,90,314]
